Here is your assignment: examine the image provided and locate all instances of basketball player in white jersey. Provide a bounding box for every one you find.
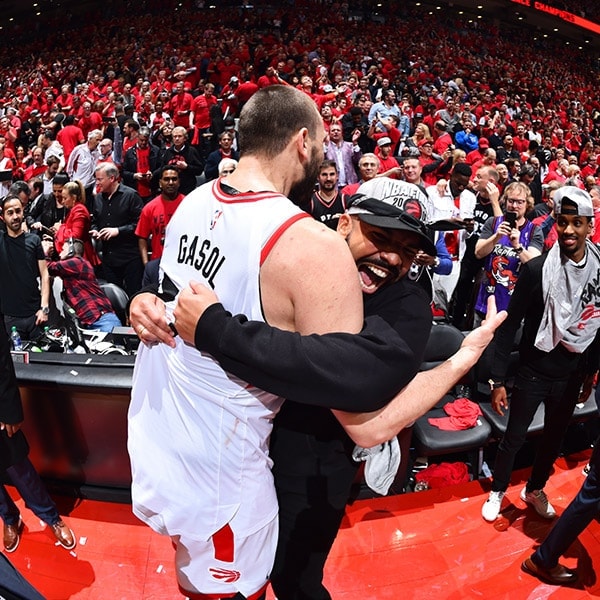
[128,86,365,599]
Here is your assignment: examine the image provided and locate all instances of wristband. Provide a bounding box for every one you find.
[488,379,505,391]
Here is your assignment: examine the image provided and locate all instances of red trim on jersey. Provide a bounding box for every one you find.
[260,213,310,266]
[179,582,268,599]
[312,189,346,210]
[212,178,288,204]
[212,523,235,563]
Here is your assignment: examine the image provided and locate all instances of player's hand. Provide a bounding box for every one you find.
[173,280,220,345]
[130,292,176,348]
[460,296,507,363]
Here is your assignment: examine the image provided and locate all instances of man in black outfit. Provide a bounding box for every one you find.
[122,126,162,204]
[91,162,144,296]
[482,186,600,524]
[262,190,435,600]
[203,130,240,181]
[0,315,76,555]
[0,195,50,340]
[452,165,502,329]
[159,126,203,195]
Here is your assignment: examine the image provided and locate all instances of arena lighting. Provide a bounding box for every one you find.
[510,0,600,36]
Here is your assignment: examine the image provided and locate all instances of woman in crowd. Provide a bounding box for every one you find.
[54,180,99,267]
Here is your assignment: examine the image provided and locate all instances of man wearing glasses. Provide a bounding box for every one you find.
[473,181,543,325]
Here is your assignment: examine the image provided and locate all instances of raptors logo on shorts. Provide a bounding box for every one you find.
[208,567,241,583]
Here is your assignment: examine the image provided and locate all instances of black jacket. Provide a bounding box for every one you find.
[159,144,204,195]
[490,252,600,382]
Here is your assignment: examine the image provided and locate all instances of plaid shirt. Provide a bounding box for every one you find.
[47,257,114,326]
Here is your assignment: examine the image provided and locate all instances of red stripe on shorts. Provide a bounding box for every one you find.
[212,523,235,563]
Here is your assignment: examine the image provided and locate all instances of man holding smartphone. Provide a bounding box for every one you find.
[473,181,543,325]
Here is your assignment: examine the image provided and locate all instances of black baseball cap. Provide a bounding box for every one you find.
[347,195,437,256]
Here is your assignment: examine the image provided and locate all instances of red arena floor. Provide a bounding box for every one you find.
[5,449,600,599]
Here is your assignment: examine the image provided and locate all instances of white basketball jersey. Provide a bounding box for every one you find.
[129,179,308,541]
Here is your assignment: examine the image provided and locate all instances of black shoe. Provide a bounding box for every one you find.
[522,557,577,585]
[3,519,23,553]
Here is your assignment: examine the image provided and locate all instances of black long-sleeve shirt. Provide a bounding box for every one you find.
[490,253,600,383]
[92,183,142,267]
[194,278,432,413]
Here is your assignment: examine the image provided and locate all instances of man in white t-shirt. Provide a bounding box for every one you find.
[426,162,476,302]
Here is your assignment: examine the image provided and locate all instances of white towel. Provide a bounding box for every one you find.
[352,437,401,496]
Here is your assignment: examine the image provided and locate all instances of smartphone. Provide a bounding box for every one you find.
[504,211,517,228]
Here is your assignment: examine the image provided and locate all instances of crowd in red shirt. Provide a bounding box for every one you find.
[0,0,596,190]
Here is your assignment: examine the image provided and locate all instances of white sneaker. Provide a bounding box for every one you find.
[482,491,505,521]
[520,487,556,519]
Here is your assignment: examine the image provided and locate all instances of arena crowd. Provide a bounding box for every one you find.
[0,0,598,337]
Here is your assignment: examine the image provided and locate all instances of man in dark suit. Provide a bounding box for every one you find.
[0,321,76,553]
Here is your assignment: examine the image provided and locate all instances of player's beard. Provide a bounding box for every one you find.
[288,144,322,207]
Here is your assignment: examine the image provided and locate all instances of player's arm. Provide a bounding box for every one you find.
[333,297,506,446]
[259,217,363,336]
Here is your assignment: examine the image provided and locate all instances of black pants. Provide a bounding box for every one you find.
[451,250,483,330]
[270,417,359,600]
[533,437,600,569]
[4,314,43,343]
[101,257,144,298]
[491,369,581,493]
